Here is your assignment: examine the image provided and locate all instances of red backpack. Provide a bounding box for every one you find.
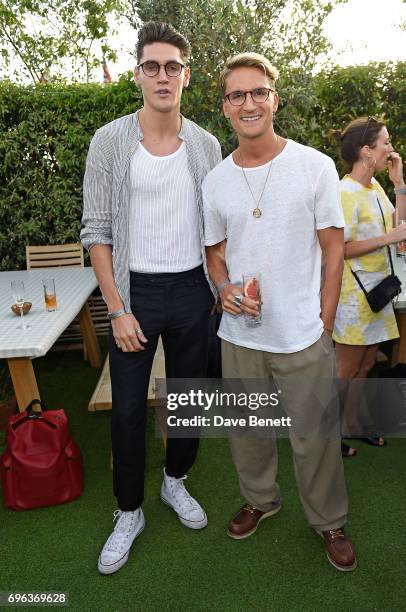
[0,400,84,511]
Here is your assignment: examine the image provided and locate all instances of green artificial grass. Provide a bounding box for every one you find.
[1,348,406,612]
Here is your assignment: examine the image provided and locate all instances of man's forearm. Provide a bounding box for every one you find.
[89,245,123,312]
[205,242,229,288]
[318,227,344,331]
[321,251,343,330]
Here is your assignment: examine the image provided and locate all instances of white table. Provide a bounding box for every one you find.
[0,268,102,411]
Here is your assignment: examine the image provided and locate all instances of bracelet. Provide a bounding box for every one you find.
[395,186,406,195]
[107,308,126,321]
[216,279,231,292]
[324,327,333,333]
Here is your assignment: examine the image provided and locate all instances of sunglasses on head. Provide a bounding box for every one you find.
[361,116,378,144]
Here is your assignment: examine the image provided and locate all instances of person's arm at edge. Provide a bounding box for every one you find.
[344,221,406,260]
[318,227,344,334]
[389,150,406,223]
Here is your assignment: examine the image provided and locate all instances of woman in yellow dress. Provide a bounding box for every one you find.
[332,117,406,456]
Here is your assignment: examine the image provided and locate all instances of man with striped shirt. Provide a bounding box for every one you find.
[81,21,221,575]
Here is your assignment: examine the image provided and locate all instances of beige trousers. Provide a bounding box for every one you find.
[221,333,348,531]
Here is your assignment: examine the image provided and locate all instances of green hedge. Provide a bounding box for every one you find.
[1,62,405,271]
[310,62,406,187]
[0,77,142,270]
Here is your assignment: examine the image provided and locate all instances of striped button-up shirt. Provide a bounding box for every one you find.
[81,110,222,313]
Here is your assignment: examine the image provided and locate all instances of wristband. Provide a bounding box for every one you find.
[216,279,231,292]
[395,186,406,195]
[107,308,126,321]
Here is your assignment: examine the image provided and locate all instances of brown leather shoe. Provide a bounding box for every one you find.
[318,527,357,571]
[227,502,281,540]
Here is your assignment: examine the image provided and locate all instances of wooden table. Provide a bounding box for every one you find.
[0,268,101,411]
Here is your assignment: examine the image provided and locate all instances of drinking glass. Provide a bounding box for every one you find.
[43,278,57,311]
[396,220,406,258]
[11,280,28,330]
[395,220,406,299]
[242,273,262,327]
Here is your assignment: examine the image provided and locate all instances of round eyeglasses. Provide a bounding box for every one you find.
[225,88,274,106]
[138,61,185,78]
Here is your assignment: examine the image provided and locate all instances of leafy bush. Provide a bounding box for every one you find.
[0,77,142,270]
[1,62,405,271]
[310,62,406,197]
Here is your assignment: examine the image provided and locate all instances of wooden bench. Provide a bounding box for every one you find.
[88,339,168,459]
[88,338,166,411]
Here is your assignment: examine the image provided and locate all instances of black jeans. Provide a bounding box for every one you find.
[109,265,214,511]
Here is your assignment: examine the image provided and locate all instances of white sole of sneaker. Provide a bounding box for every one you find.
[98,520,145,575]
[227,504,282,540]
[160,494,208,529]
[98,549,131,575]
[315,530,357,572]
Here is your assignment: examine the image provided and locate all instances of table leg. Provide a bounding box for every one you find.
[392,312,406,366]
[78,302,101,368]
[7,358,40,413]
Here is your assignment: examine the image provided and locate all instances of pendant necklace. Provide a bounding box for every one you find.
[237,135,279,219]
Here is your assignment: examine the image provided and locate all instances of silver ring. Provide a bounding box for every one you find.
[233,294,243,307]
[135,328,143,334]
[116,342,121,349]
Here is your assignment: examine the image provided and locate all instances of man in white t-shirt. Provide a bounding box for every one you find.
[203,52,357,572]
[81,22,221,575]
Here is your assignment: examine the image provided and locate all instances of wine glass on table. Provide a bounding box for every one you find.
[11,280,28,330]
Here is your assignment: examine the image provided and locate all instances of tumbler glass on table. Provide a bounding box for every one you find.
[397,220,406,258]
[242,273,262,327]
[43,278,57,311]
[397,220,406,298]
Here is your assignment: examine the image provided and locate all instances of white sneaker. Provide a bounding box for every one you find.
[160,469,207,529]
[98,508,145,575]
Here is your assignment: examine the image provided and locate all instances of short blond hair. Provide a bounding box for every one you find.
[219,52,279,96]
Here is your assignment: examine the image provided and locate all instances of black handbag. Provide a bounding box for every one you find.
[349,195,401,313]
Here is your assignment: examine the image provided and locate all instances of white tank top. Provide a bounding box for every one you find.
[128,141,202,273]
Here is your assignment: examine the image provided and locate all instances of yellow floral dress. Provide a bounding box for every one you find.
[333,176,399,346]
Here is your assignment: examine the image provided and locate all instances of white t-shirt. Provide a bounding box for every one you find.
[202,140,344,353]
[129,142,202,273]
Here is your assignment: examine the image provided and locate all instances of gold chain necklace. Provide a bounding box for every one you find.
[237,136,279,219]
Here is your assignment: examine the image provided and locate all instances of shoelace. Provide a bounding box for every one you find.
[113,509,123,523]
[105,510,137,553]
[169,476,200,510]
[242,504,256,514]
[327,528,345,541]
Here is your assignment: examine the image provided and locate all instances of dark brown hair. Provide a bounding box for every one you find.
[136,22,191,64]
[330,116,385,170]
